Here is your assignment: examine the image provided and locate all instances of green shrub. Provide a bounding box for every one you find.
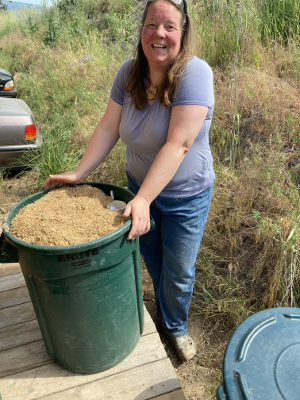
[17,122,82,190]
[43,9,60,47]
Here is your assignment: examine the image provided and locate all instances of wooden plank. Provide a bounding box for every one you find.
[0,263,21,278]
[0,319,42,351]
[143,306,156,336]
[0,301,36,329]
[0,285,30,310]
[37,358,180,400]
[0,272,25,292]
[0,308,157,379]
[0,333,171,399]
[0,340,53,378]
[152,389,187,400]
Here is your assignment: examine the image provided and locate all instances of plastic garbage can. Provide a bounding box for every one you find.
[0,182,150,374]
[217,307,300,400]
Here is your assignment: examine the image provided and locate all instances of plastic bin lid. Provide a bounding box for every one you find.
[220,307,300,400]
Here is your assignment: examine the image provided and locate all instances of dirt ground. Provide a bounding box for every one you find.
[141,263,227,400]
[0,172,228,400]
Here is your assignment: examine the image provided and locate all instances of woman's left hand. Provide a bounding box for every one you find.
[123,195,151,240]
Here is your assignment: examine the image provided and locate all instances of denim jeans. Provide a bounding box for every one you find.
[127,173,213,337]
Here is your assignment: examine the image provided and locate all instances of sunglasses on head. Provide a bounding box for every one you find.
[146,0,187,14]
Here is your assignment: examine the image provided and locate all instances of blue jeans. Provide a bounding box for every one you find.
[127,173,213,337]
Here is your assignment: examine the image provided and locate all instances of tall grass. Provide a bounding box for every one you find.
[191,0,260,68]
[0,11,19,38]
[256,0,300,44]
[16,122,82,189]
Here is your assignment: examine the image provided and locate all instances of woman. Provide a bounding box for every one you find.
[44,0,214,361]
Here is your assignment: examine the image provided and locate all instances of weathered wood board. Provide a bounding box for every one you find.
[0,301,36,329]
[0,263,186,400]
[0,263,22,278]
[0,285,30,309]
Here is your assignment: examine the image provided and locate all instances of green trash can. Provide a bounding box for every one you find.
[0,182,147,374]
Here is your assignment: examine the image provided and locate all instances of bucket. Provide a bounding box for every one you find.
[217,307,300,400]
[0,182,152,374]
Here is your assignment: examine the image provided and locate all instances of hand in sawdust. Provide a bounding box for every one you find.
[43,172,82,189]
[123,195,151,240]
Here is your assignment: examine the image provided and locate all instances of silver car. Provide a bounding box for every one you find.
[0,98,42,169]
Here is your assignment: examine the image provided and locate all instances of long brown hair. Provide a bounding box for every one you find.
[125,0,193,109]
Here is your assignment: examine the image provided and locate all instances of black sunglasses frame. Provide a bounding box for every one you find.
[146,0,187,14]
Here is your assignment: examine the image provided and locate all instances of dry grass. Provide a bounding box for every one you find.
[195,45,300,324]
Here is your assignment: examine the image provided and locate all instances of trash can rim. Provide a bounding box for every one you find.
[2,182,134,255]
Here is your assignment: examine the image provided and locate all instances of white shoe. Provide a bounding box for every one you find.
[170,335,196,361]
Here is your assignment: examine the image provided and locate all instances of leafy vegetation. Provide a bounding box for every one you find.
[16,122,82,190]
[1,0,300,346]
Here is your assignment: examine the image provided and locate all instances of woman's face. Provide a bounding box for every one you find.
[142,0,183,72]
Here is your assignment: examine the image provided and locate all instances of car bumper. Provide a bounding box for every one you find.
[0,146,41,168]
[0,90,17,98]
[0,133,42,168]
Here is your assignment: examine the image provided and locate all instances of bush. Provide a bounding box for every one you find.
[17,122,82,190]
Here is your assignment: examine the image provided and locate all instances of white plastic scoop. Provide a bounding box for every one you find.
[107,191,126,212]
[107,200,127,213]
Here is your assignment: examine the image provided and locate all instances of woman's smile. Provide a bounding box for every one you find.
[152,44,167,48]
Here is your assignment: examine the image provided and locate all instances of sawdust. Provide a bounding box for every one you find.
[9,185,129,246]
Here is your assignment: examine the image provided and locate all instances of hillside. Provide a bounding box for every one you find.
[0,0,300,398]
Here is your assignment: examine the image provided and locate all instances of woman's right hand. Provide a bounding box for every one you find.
[43,171,82,189]
[123,195,151,240]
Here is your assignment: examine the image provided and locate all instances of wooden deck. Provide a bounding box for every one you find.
[0,263,186,400]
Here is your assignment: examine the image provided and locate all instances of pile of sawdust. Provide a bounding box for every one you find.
[9,185,129,246]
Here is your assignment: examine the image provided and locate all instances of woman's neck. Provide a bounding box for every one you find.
[148,66,165,87]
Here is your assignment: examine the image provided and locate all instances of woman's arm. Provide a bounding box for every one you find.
[124,104,209,239]
[44,98,123,189]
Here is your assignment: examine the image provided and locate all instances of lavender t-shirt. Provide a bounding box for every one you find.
[110,56,215,198]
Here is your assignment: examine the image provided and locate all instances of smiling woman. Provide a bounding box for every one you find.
[43,0,215,363]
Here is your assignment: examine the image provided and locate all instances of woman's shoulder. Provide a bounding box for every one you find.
[184,56,213,77]
[117,58,135,77]
[122,57,135,68]
[111,58,135,104]
[172,57,214,107]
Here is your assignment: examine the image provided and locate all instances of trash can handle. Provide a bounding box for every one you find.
[0,232,19,263]
[149,215,155,232]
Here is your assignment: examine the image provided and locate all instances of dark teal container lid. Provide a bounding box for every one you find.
[218,307,300,400]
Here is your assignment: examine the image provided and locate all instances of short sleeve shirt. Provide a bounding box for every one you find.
[110,56,215,198]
